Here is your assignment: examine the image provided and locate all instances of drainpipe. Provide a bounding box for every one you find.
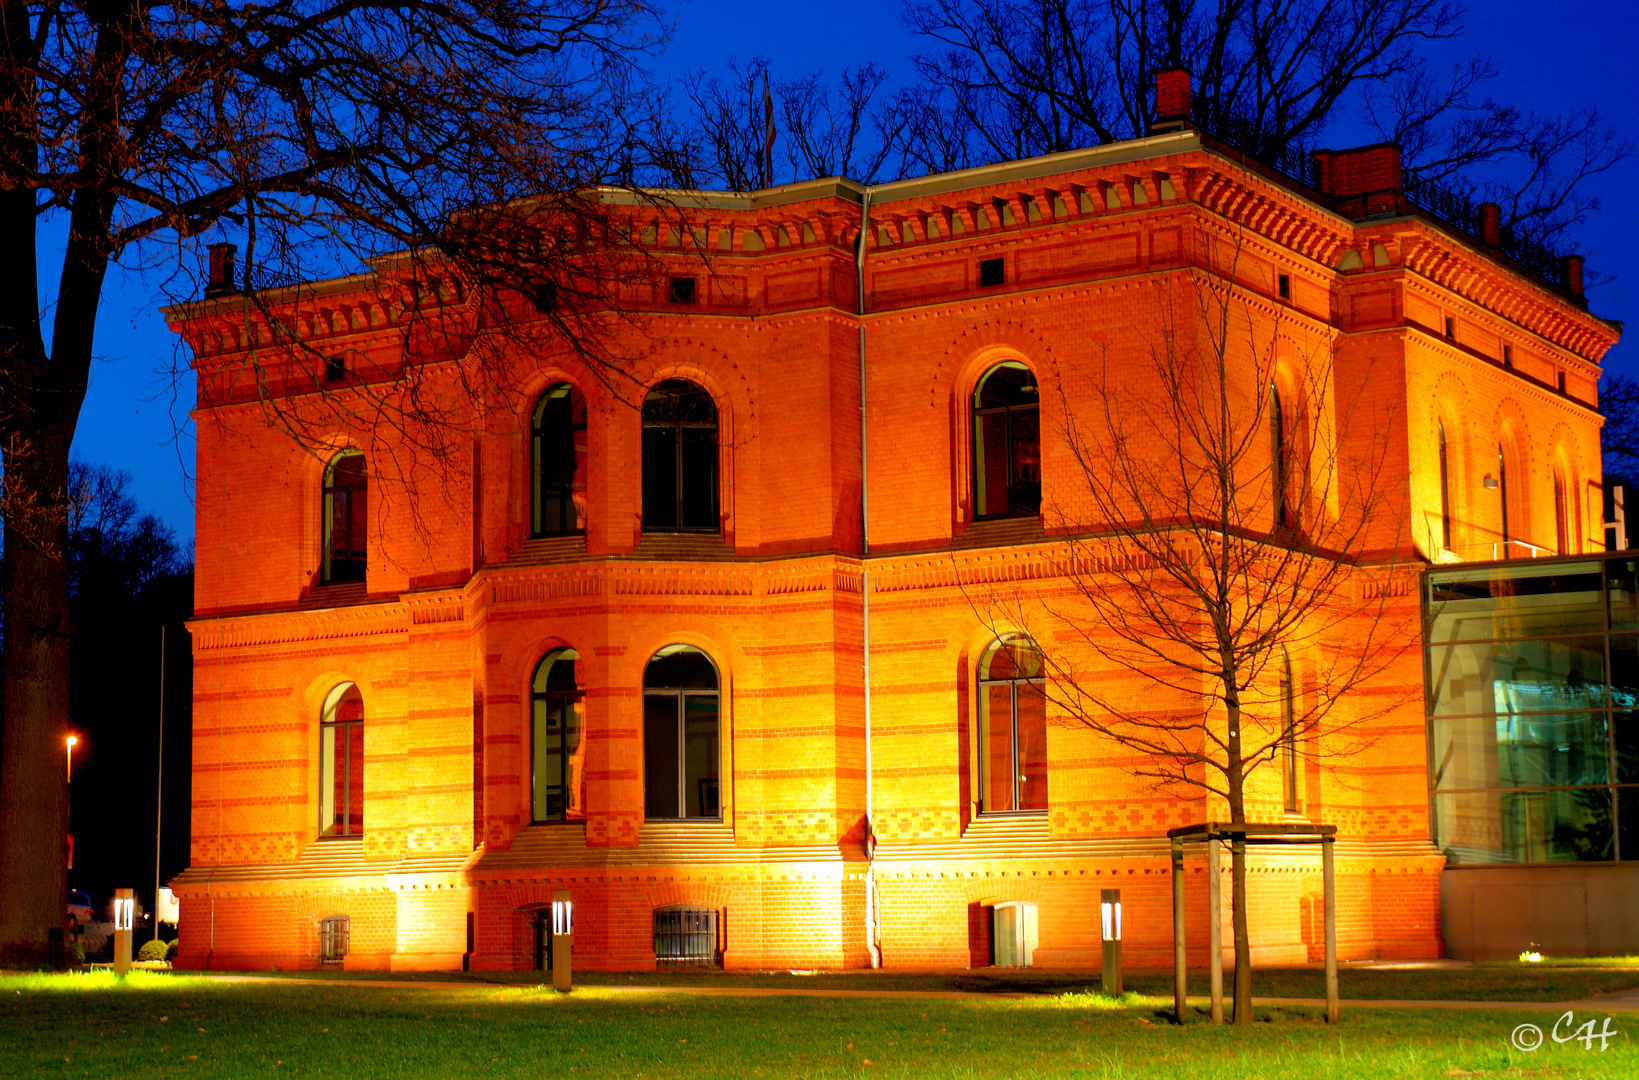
[857,187,881,968]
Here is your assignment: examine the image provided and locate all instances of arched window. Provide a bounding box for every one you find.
[973,363,1041,519]
[1270,384,1288,527]
[532,648,586,823]
[1437,420,1452,551]
[1554,471,1570,555]
[642,380,718,532]
[1498,443,1511,557]
[320,683,364,837]
[977,635,1047,813]
[1280,647,1298,813]
[532,383,587,537]
[322,450,367,584]
[642,645,720,819]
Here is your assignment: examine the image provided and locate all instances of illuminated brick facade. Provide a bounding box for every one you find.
[166,117,1617,971]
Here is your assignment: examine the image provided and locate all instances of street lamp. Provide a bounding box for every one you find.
[113,888,135,976]
[550,889,573,992]
[66,735,77,782]
[1100,889,1123,996]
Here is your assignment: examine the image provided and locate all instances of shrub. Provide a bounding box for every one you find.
[137,939,171,962]
[166,940,179,962]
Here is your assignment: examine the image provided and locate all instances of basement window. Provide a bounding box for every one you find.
[668,277,697,304]
[318,916,350,965]
[979,259,1005,288]
[325,356,347,383]
[654,907,719,967]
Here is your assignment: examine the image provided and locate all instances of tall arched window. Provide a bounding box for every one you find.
[1270,384,1288,527]
[973,363,1041,519]
[320,683,364,837]
[532,648,586,823]
[322,450,367,584]
[1438,420,1452,551]
[643,645,720,819]
[642,380,718,532]
[532,383,587,537]
[1498,443,1511,557]
[1280,647,1298,813]
[1554,471,1570,555]
[977,635,1047,813]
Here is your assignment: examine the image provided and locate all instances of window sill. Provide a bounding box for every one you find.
[630,533,735,560]
[956,516,1045,549]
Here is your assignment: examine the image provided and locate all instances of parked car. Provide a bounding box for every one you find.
[67,890,93,932]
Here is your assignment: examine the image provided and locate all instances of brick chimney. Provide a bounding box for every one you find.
[1563,254,1585,297]
[206,243,238,298]
[1478,203,1502,247]
[1151,69,1192,133]
[1310,143,1404,217]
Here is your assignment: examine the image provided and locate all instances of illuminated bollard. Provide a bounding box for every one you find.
[113,889,135,976]
[551,889,573,992]
[1100,889,1123,996]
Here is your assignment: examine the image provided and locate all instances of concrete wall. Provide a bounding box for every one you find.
[1441,866,1639,960]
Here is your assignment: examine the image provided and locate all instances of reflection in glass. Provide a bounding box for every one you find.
[1428,636,1605,717]
[1436,788,1613,864]
[643,645,721,819]
[1621,788,1637,861]
[319,683,364,837]
[1426,562,1604,644]
[1616,712,1638,785]
[1610,560,1638,631]
[1608,636,1639,709]
[532,384,587,536]
[1431,712,1609,791]
[973,363,1041,519]
[977,635,1047,813]
[532,648,585,823]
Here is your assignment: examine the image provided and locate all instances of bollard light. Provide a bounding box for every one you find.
[1100,888,1123,996]
[550,889,573,992]
[66,735,77,782]
[113,888,135,976]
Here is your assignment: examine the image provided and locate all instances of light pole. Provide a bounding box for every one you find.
[66,735,77,782]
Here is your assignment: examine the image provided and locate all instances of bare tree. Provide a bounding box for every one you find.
[0,0,674,965]
[680,57,917,188]
[977,243,1414,1023]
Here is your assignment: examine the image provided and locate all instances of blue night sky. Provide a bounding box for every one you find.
[57,0,1639,547]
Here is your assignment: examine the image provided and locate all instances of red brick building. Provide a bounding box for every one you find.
[166,81,1618,971]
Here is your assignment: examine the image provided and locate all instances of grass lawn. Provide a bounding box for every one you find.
[2,970,1634,1079]
[248,960,1639,1003]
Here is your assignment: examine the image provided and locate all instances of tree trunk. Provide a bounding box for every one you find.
[1225,698,1254,1025]
[0,426,75,966]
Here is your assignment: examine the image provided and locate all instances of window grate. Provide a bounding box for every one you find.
[319,916,350,963]
[653,908,718,967]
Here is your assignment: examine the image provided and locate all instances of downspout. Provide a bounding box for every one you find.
[858,187,881,968]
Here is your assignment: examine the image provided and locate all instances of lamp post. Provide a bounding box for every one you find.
[113,888,135,976]
[66,735,77,781]
[1100,889,1123,996]
[550,889,573,992]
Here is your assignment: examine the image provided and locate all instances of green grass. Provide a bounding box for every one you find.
[238,961,1639,1003]
[2,971,1635,1079]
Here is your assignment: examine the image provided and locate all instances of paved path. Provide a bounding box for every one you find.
[191,973,1639,1012]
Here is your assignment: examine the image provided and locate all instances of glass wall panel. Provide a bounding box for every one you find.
[1437,788,1613,864]
[1428,636,1606,717]
[1608,635,1639,708]
[1431,713,1608,791]
[1427,562,1604,643]
[1610,560,1639,631]
[1621,788,1638,861]
[1617,712,1639,784]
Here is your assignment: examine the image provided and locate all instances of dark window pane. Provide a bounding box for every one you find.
[1431,712,1609,791]
[1016,682,1048,810]
[679,427,718,529]
[1616,712,1639,784]
[976,411,1009,517]
[1428,636,1606,717]
[1426,562,1606,643]
[976,365,1038,409]
[642,427,678,529]
[323,722,346,836]
[1010,407,1041,514]
[683,695,720,818]
[532,694,560,822]
[1436,788,1613,864]
[1609,635,1639,709]
[644,648,718,690]
[1610,560,1638,631]
[1622,788,1638,861]
[980,683,1014,812]
[644,695,680,819]
[346,722,364,832]
[533,384,585,537]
